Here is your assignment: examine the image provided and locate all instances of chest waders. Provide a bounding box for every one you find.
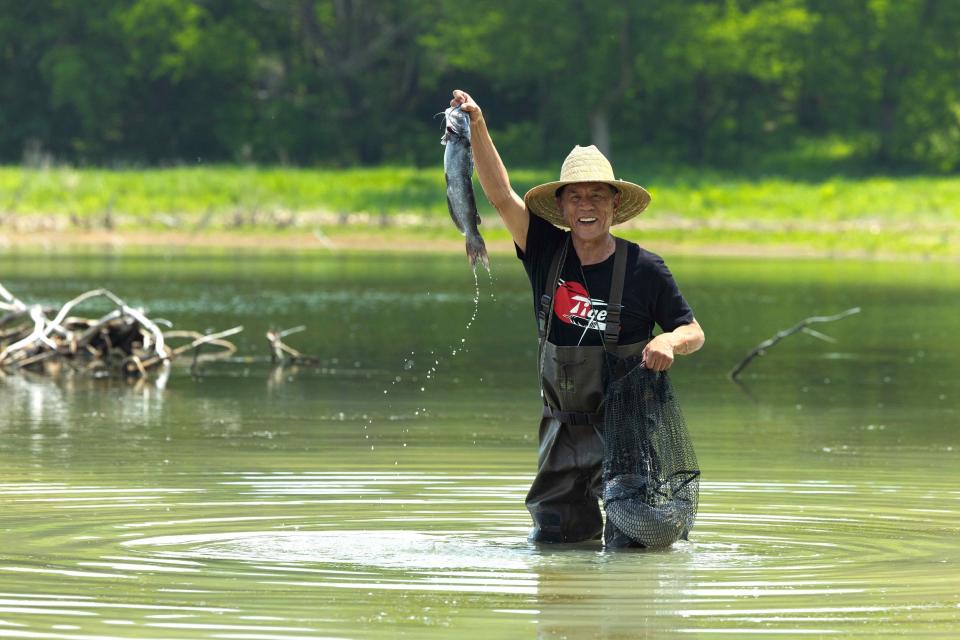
[525,236,701,548]
[525,236,647,545]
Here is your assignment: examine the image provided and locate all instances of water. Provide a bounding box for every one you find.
[1,251,958,639]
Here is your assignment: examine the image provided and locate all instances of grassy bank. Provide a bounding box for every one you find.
[2,165,959,258]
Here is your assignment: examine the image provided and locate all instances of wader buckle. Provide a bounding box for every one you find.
[537,293,553,340]
[603,302,622,346]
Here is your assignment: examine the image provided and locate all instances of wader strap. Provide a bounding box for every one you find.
[538,235,569,407]
[538,235,569,342]
[542,404,603,426]
[602,238,629,349]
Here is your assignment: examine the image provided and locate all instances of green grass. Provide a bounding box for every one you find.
[2,163,959,257]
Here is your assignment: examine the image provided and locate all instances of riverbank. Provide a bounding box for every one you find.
[2,165,958,259]
[2,223,954,262]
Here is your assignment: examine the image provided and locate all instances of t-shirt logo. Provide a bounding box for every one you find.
[554,279,608,332]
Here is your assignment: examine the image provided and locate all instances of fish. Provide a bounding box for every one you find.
[442,106,489,270]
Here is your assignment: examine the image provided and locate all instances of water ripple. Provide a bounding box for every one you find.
[1,473,958,637]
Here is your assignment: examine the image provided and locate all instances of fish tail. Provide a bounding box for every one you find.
[466,233,490,272]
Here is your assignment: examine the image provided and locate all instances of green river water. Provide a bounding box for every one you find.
[0,250,958,639]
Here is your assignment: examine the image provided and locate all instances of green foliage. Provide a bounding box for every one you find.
[0,0,959,170]
[4,162,960,224]
[5,162,958,256]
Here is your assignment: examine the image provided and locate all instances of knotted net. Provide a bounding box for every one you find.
[602,363,700,548]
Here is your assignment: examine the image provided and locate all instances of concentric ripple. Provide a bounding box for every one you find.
[126,530,534,572]
[1,467,959,638]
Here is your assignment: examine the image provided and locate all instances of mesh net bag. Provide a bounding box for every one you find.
[602,363,700,548]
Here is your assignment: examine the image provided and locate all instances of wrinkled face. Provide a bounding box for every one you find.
[556,182,620,241]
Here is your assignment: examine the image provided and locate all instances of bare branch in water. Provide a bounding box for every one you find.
[267,326,322,365]
[729,307,861,380]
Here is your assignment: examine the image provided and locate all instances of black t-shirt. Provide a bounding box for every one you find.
[517,213,694,347]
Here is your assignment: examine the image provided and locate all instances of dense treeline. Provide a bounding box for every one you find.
[2,0,959,171]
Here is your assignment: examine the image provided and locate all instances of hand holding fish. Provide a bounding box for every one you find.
[450,89,482,124]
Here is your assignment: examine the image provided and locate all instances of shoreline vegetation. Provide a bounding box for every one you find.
[2,165,958,260]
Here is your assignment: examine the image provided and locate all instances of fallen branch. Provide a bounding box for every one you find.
[47,288,168,361]
[729,307,861,380]
[0,283,243,378]
[0,306,51,364]
[266,325,323,365]
[0,283,26,310]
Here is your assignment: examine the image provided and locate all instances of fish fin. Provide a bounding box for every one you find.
[467,179,479,228]
[446,193,466,234]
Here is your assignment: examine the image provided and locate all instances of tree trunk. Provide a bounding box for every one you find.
[693,72,710,165]
[590,109,612,160]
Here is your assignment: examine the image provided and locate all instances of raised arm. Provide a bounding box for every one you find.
[451,90,529,252]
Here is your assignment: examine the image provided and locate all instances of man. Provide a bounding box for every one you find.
[450,90,704,547]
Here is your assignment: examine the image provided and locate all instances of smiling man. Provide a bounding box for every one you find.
[450,90,704,547]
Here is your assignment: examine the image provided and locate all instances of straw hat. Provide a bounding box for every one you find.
[523,145,651,227]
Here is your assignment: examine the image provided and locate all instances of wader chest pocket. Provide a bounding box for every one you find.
[542,344,606,414]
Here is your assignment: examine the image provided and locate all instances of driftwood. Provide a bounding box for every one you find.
[729,307,861,380]
[266,325,323,365]
[0,283,243,378]
[1,283,328,380]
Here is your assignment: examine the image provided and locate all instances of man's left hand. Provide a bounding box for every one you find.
[642,335,675,372]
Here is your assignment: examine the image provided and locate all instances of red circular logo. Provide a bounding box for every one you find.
[554,281,591,325]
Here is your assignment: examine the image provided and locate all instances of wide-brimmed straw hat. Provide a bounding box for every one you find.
[523,145,651,227]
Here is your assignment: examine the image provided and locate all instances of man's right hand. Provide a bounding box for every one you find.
[451,89,482,125]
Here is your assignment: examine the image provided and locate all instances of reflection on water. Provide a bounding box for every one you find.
[0,370,168,425]
[1,253,959,638]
